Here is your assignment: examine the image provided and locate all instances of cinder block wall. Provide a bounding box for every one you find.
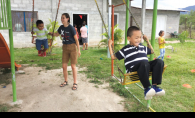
[0,0,180,48]
[1,0,107,48]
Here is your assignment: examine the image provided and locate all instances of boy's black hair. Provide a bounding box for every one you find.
[159,30,164,36]
[127,26,140,37]
[36,20,44,26]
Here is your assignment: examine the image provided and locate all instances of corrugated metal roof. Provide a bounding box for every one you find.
[131,6,188,12]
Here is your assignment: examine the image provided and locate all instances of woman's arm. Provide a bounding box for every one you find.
[74,35,81,57]
[49,32,60,37]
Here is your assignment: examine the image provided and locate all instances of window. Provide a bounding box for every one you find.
[110,13,119,27]
[11,11,38,32]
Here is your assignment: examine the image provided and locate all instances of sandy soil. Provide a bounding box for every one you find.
[0,65,127,112]
[166,40,195,44]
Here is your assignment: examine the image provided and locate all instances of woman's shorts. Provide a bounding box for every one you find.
[36,39,48,50]
[62,43,77,64]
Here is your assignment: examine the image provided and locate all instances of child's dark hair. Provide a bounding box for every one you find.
[36,20,44,26]
[159,30,164,36]
[62,13,70,23]
[127,26,140,37]
[82,23,86,26]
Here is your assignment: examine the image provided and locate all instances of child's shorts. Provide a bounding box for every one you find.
[62,43,77,64]
[36,39,48,50]
[82,37,88,44]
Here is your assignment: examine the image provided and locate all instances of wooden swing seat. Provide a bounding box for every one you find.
[122,65,167,85]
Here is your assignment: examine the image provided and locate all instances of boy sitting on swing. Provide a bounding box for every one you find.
[108,26,165,100]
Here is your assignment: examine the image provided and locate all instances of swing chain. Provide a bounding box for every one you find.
[95,0,124,82]
[31,0,34,38]
[50,0,61,54]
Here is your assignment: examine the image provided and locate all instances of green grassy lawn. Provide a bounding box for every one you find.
[1,39,195,112]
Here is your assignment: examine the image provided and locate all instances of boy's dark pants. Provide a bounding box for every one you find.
[131,59,164,88]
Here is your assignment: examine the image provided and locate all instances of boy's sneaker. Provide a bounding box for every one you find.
[144,87,155,100]
[152,85,165,96]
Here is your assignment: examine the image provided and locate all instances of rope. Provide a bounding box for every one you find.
[94,0,124,82]
[94,0,109,38]
[49,0,61,54]
[31,0,34,38]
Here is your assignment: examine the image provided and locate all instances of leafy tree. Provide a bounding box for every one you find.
[178,31,188,47]
[180,10,195,29]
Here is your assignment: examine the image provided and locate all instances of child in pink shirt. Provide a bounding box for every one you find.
[80,23,88,50]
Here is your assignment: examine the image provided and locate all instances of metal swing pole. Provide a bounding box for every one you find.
[124,0,129,81]
[150,0,158,61]
[111,5,114,76]
[147,0,158,109]
[7,0,17,102]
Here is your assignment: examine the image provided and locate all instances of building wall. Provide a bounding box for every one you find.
[0,0,180,48]
[0,0,107,48]
[130,7,180,39]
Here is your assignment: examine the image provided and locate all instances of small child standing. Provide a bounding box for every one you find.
[31,20,49,57]
[157,30,166,60]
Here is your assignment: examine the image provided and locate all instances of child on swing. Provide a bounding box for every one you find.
[108,26,165,100]
[31,20,49,57]
[49,13,81,90]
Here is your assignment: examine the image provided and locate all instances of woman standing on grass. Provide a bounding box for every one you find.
[49,13,81,90]
[157,30,166,60]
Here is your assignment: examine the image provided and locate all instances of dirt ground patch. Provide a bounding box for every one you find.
[0,65,127,112]
[166,40,195,44]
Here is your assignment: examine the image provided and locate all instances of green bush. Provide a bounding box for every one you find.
[178,31,189,44]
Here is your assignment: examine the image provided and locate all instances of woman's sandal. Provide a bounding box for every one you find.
[60,81,68,87]
[72,83,77,90]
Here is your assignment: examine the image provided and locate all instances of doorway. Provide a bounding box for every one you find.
[156,15,167,38]
[73,14,88,45]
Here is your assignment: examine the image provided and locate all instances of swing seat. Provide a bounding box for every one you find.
[122,65,167,85]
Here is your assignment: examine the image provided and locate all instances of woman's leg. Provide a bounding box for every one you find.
[62,63,68,82]
[71,64,77,85]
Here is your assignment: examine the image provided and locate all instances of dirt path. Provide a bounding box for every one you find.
[0,65,126,112]
[166,40,195,44]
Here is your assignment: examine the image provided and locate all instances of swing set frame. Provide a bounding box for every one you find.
[0,0,194,112]
[0,0,61,103]
[95,0,166,112]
